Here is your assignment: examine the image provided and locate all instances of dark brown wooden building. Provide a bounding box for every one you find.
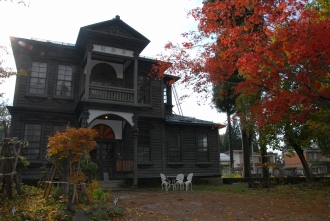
[9,16,223,185]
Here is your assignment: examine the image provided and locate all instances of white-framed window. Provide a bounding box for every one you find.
[29,62,47,94]
[55,65,73,97]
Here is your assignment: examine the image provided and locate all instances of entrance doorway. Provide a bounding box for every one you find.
[91,142,116,178]
[90,124,117,179]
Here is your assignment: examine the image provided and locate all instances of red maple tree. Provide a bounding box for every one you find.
[152,0,330,180]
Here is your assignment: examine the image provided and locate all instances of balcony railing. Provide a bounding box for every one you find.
[88,85,134,103]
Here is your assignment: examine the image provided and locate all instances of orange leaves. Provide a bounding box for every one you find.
[47,126,98,164]
[47,126,98,184]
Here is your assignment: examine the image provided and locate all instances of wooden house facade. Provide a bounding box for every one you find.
[9,16,223,185]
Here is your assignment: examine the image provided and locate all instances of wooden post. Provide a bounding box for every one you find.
[11,141,22,195]
[3,138,13,199]
[133,52,138,104]
[44,166,57,199]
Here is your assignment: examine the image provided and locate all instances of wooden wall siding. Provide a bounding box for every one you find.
[13,43,81,113]
[9,110,79,179]
[164,124,220,176]
[119,119,221,178]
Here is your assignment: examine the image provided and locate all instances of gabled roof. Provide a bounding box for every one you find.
[80,15,149,41]
[75,15,150,54]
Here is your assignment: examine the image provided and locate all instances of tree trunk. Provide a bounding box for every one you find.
[241,130,251,178]
[293,145,312,182]
[227,110,234,170]
[260,143,268,178]
[284,128,313,182]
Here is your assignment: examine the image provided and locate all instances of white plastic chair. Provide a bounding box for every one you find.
[184,173,193,191]
[160,173,170,191]
[174,174,184,190]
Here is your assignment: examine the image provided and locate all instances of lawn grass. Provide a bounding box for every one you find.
[192,180,330,201]
[1,180,330,220]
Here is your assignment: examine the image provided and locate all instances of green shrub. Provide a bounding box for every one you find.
[80,159,98,181]
[92,188,110,201]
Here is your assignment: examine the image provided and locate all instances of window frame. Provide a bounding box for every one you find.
[28,61,48,96]
[54,64,74,98]
[23,123,43,162]
[163,85,167,104]
[51,124,66,136]
[168,131,182,163]
[197,133,210,162]
[137,129,151,163]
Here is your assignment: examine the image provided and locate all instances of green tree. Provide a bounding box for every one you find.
[213,71,243,169]
[0,99,10,138]
[222,120,242,152]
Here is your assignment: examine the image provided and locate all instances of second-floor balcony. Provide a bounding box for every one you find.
[88,84,134,103]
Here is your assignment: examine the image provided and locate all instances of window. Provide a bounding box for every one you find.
[52,124,66,135]
[138,129,150,162]
[163,86,167,104]
[308,152,318,160]
[138,76,150,104]
[197,134,209,162]
[56,65,73,97]
[169,132,181,162]
[29,62,47,94]
[23,123,42,160]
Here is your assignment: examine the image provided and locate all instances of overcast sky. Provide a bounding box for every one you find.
[0,0,227,133]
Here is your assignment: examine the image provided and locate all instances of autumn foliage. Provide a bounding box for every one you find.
[47,126,98,183]
[153,0,330,128]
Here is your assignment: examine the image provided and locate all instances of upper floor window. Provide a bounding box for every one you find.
[163,86,167,104]
[23,123,42,161]
[138,76,150,104]
[56,65,73,97]
[197,133,209,162]
[29,62,47,94]
[169,131,181,162]
[307,152,318,160]
[138,129,151,162]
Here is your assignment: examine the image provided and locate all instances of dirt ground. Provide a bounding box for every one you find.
[111,189,330,221]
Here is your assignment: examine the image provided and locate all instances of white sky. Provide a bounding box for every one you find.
[0,0,227,133]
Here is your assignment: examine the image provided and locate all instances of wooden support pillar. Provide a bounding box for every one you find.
[132,114,139,186]
[84,44,93,100]
[81,111,90,128]
[133,52,138,104]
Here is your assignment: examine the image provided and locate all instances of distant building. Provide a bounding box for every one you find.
[283,148,330,176]
[222,150,283,176]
